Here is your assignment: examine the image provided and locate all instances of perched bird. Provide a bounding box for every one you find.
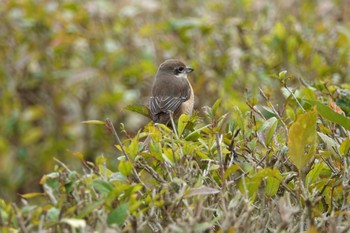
[149,59,194,124]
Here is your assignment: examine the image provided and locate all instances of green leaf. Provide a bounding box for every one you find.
[110,172,128,182]
[258,117,278,146]
[238,173,263,200]
[212,98,222,116]
[306,163,326,187]
[149,140,163,161]
[77,198,106,219]
[261,106,277,119]
[185,124,210,141]
[265,169,282,197]
[223,164,240,180]
[124,105,151,119]
[287,107,317,171]
[92,179,113,196]
[232,106,245,133]
[195,150,209,159]
[336,99,350,115]
[184,130,200,141]
[306,100,350,130]
[20,205,39,214]
[96,155,107,165]
[107,203,129,227]
[278,70,287,81]
[47,207,60,222]
[127,136,139,160]
[162,147,175,164]
[156,123,172,133]
[178,114,190,137]
[118,160,133,177]
[286,106,296,121]
[300,87,317,100]
[339,137,350,156]
[266,176,280,197]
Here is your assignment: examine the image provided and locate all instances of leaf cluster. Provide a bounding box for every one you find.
[1,79,350,232]
[1,0,350,202]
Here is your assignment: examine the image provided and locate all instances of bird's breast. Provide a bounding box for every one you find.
[179,80,194,116]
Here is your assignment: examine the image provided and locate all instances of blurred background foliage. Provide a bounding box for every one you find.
[0,0,349,201]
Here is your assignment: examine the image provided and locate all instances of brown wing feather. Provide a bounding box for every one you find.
[150,79,191,123]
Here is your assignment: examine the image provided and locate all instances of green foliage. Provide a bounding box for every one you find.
[107,203,129,227]
[1,80,350,232]
[124,105,151,119]
[1,0,350,202]
[307,100,350,130]
[1,0,350,232]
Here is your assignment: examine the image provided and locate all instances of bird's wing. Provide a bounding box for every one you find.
[150,95,186,116]
[150,80,191,116]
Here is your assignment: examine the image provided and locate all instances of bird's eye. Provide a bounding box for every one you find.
[175,66,185,74]
[174,66,185,75]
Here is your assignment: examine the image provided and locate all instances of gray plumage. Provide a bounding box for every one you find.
[150,59,193,124]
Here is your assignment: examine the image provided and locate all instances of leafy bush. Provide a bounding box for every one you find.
[1,0,350,232]
[1,77,350,232]
[1,0,350,201]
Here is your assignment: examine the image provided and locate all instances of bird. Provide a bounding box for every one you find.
[149,59,194,124]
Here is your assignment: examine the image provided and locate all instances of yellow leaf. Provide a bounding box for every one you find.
[127,136,139,160]
[118,160,133,177]
[20,192,45,199]
[195,150,209,159]
[287,107,317,171]
[177,114,190,137]
[162,147,175,164]
[339,137,350,156]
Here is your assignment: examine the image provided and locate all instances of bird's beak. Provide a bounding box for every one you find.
[185,67,194,73]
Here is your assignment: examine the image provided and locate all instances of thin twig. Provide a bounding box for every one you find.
[105,118,128,159]
[12,203,29,233]
[283,84,305,112]
[105,119,146,190]
[226,129,241,167]
[216,133,226,189]
[245,100,266,120]
[53,157,72,173]
[259,88,289,136]
[135,158,165,183]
